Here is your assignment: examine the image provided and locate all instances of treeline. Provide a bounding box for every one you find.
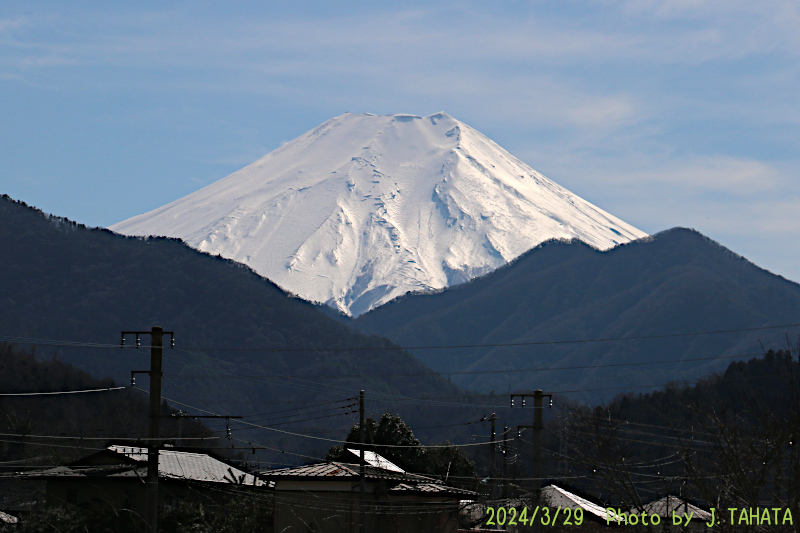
[0,342,213,512]
[326,412,479,490]
[560,347,800,517]
[0,194,454,402]
[0,194,467,464]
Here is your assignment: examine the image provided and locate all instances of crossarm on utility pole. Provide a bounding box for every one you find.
[511,390,553,533]
[121,327,173,533]
[359,390,365,533]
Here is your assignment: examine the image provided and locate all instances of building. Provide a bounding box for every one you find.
[631,495,712,531]
[542,484,620,524]
[24,444,266,517]
[258,457,477,533]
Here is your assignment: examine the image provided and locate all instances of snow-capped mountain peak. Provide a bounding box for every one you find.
[111,112,647,316]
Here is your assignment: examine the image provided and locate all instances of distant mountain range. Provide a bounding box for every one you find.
[5,189,800,412]
[352,228,800,400]
[0,195,471,458]
[111,112,646,316]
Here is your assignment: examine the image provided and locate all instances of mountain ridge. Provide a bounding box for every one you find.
[111,112,647,316]
[0,194,465,432]
[351,227,800,399]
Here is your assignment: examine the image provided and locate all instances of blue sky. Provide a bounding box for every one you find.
[2,1,799,282]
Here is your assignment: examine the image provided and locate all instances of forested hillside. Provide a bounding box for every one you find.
[560,348,800,514]
[354,229,800,400]
[0,342,212,512]
[0,195,470,465]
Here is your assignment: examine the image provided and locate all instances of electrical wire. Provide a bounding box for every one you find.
[229,410,358,431]
[173,322,800,353]
[0,432,218,441]
[146,388,502,449]
[162,348,720,409]
[3,321,797,355]
[0,386,126,396]
[243,403,357,424]
[164,352,766,380]
[243,397,359,418]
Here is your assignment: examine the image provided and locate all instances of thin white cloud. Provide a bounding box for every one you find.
[2,2,799,281]
[611,155,784,194]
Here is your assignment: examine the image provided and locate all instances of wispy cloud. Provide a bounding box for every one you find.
[2,1,799,279]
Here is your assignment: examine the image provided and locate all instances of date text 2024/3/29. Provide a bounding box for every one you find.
[486,506,584,528]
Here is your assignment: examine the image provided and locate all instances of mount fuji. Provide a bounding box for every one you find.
[111,112,647,316]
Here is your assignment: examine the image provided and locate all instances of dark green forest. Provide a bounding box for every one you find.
[0,342,213,513]
[558,347,800,517]
[326,412,479,490]
[0,195,486,465]
[354,228,800,400]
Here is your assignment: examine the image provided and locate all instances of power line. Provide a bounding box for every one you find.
[230,410,358,431]
[0,432,218,441]
[245,397,359,418]
[148,389,499,449]
[183,322,800,352]
[2,321,797,354]
[243,403,357,424]
[167,352,764,379]
[0,386,126,396]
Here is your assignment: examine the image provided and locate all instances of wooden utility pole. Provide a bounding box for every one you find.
[122,327,173,533]
[359,389,365,533]
[531,389,544,514]
[489,413,497,498]
[511,390,552,533]
[502,425,509,499]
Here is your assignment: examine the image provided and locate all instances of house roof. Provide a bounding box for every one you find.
[257,461,426,483]
[258,461,477,497]
[22,445,266,487]
[390,482,465,495]
[542,484,622,522]
[634,496,712,521]
[345,448,404,472]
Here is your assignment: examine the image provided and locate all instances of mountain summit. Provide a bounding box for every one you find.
[111,112,647,316]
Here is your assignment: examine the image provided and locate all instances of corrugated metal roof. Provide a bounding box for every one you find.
[258,461,430,483]
[259,461,478,496]
[542,485,621,522]
[23,446,266,486]
[390,482,469,495]
[346,448,405,472]
[259,461,357,478]
[108,445,263,485]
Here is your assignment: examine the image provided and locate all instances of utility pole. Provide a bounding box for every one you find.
[502,425,509,499]
[122,327,173,533]
[489,413,496,499]
[511,390,553,533]
[359,389,365,533]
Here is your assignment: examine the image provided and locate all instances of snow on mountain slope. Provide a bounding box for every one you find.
[111,112,648,316]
